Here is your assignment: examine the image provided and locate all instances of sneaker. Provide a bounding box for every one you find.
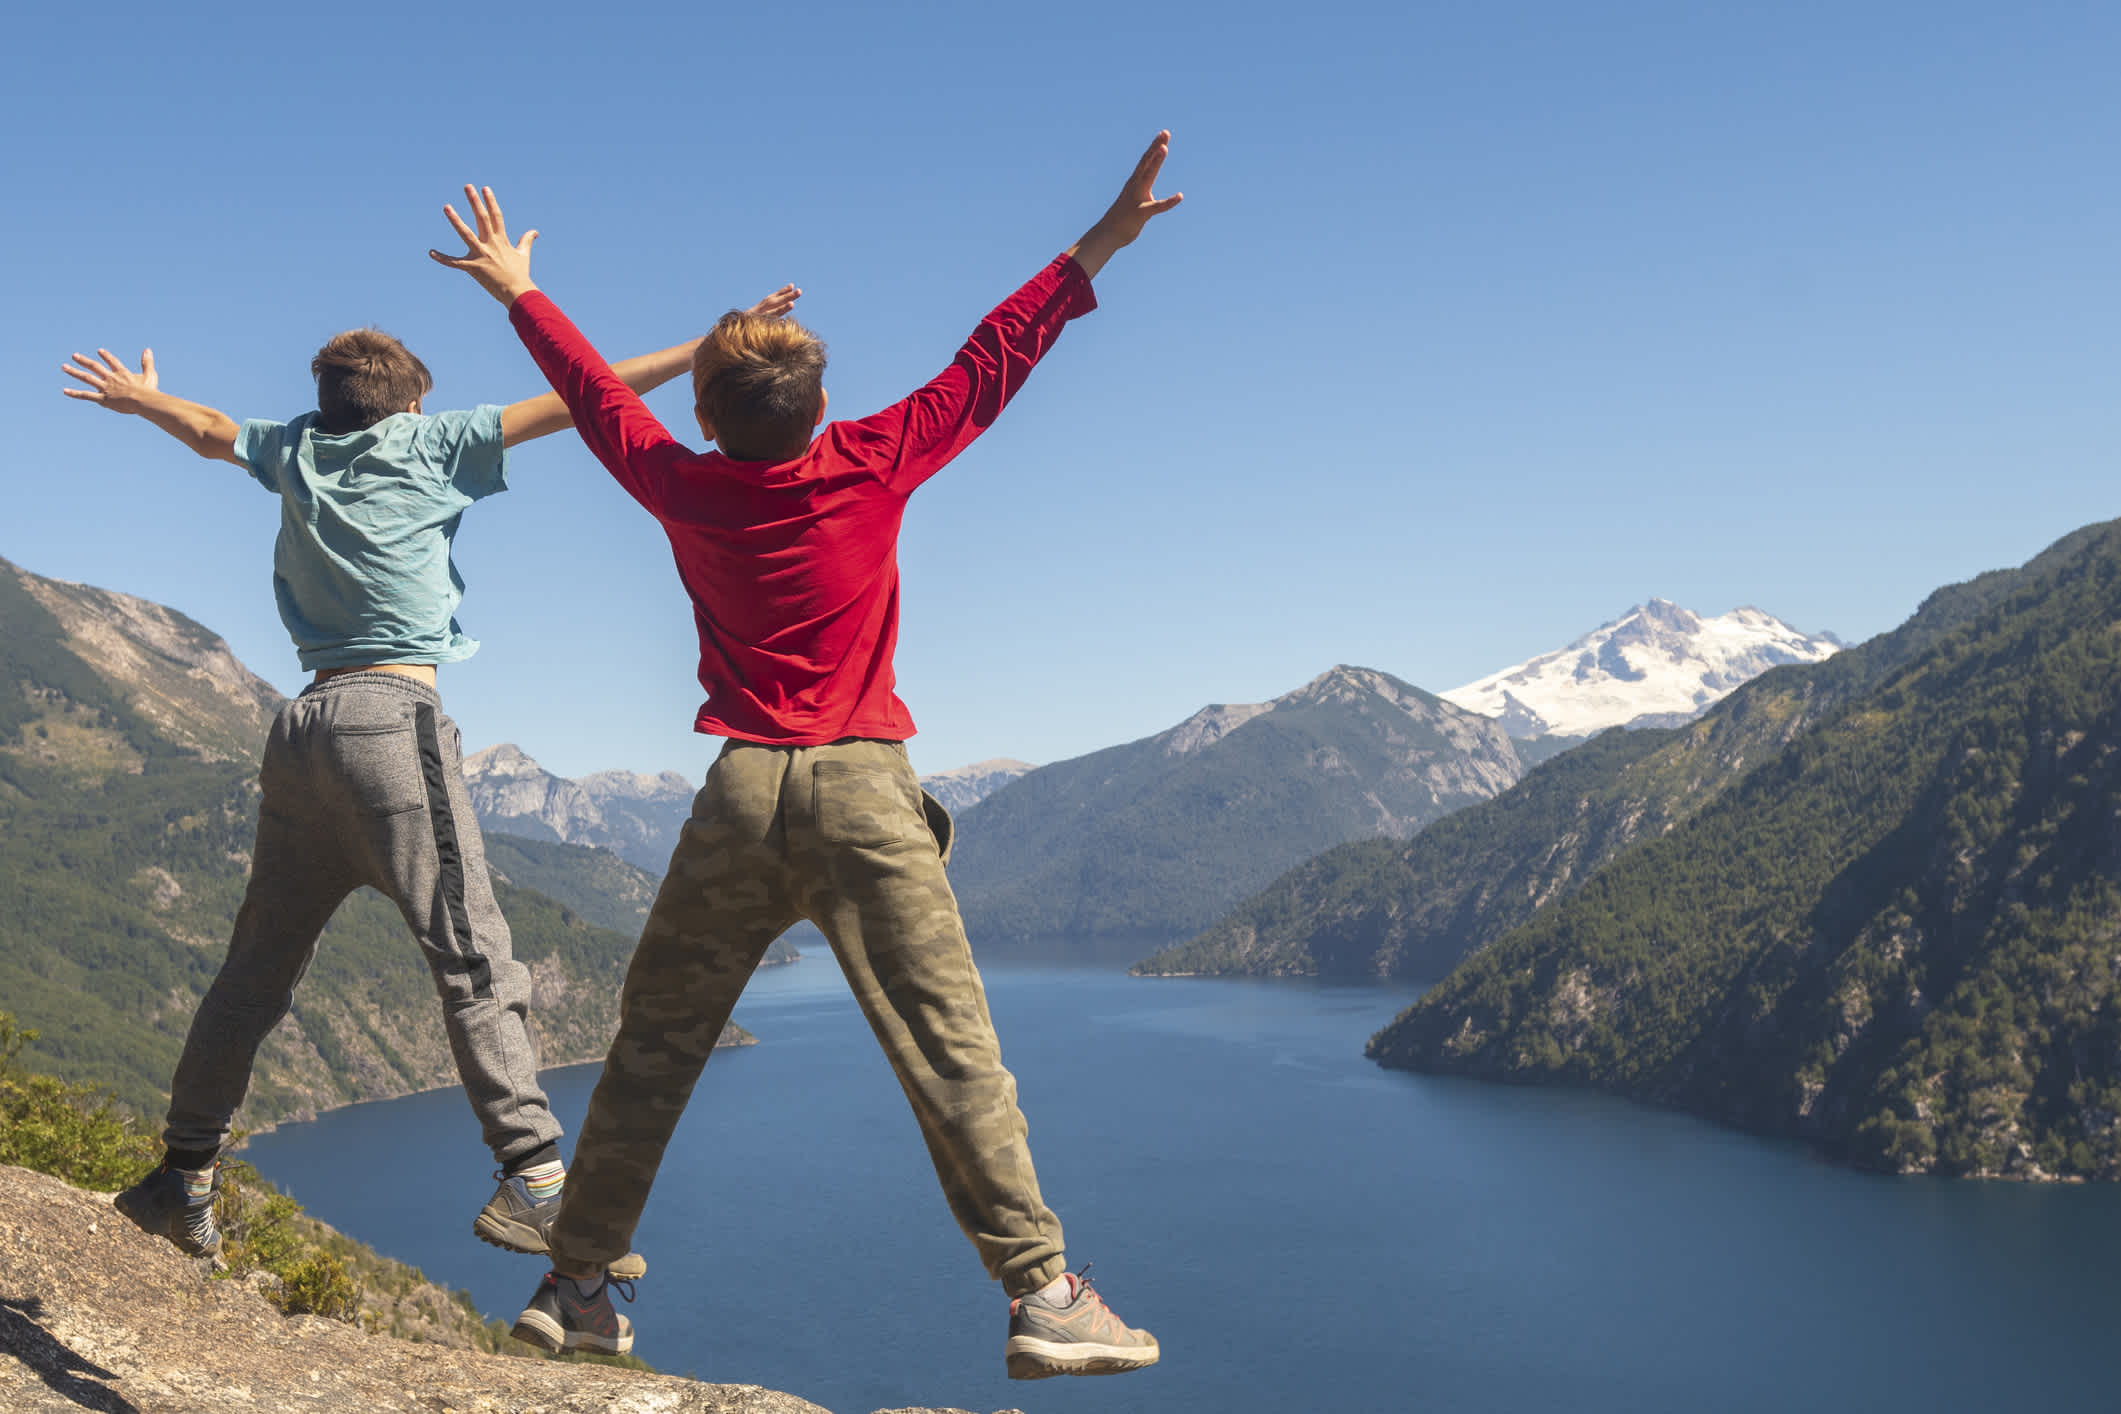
[1004,1266,1159,1379]
[511,1270,636,1355]
[113,1160,221,1258]
[473,1172,647,1280]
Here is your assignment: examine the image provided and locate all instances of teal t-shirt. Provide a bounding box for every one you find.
[235,406,508,671]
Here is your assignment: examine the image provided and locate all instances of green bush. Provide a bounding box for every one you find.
[278,1253,360,1320]
[0,1013,159,1190]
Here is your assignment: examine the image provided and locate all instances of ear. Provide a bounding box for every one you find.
[695,408,716,445]
[814,388,829,426]
[407,398,423,415]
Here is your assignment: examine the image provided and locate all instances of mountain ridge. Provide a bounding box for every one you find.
[948,664,1529,952]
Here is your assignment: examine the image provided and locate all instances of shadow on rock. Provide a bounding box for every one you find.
[0,1296,140,1414]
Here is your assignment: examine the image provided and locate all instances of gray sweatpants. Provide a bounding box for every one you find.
[163,672,561,1167]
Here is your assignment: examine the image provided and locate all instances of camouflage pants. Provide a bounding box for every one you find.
[551,738,1067,1295]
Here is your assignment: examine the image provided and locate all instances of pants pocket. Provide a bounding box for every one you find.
[813,760,917,848]
[328,725,427,816]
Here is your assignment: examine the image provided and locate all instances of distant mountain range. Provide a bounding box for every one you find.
[1441,599,1842,738]
[1135,589,2001,983]
[1370,520,2121,1180]
[946,666,1529,954]
[918,758,1036,814]
[462,745,695,874]
[464,745,1034,863]
[0,555,751,1131]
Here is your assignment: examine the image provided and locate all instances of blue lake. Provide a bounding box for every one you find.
[244,959,2121,1414]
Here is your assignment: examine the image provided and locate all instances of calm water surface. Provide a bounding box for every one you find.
[244,961,2121,1414]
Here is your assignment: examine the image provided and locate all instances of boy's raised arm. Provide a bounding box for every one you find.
[432,185,799,512]
[857,130,1183,490]
[61,349,243,466]
[498,286,802,448]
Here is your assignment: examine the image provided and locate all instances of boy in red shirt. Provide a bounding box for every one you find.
[432,133,1181,1378]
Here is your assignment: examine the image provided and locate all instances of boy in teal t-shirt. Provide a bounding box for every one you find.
[60,294,794,1265]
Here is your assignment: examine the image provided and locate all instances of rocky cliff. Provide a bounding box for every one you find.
[0,1163,1012,1414]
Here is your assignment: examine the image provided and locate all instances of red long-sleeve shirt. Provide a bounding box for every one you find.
[509,254,1097,745]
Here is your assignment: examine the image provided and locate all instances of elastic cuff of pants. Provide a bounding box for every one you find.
[1003,1254,1068,1299]
[164,1146,220,1173]
[503,1141,562,1176]
[550,1235,624,1273]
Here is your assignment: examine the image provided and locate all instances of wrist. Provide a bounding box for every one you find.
[498,278,540,309]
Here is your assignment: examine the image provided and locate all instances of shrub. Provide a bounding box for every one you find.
[0,1013,159,1190]
[278,1253,360,1320]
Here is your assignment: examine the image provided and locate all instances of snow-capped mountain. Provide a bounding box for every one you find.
[1441,599,1841,739]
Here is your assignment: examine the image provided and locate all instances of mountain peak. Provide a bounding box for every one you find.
[1441,601,1839,738]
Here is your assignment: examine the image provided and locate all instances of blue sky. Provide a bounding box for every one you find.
[5,1,2119,780]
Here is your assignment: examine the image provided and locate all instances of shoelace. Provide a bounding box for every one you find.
[1071,1262,1106,1308]
[547,1271,638,1304]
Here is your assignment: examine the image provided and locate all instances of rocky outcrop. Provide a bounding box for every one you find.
[0,1164,1016,1414]
[914,760,1035,815]
[463,746,696,873]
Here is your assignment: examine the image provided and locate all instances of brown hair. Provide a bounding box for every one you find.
[311,329,434,434]
[691,312,827,460]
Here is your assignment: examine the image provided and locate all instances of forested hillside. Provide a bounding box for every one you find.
[0,557,747,1131]
[1369,520,2121,1179]
[1138,528,2096,980]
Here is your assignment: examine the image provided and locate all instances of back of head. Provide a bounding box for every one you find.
[692,312,827,461]
[311,328,434,435]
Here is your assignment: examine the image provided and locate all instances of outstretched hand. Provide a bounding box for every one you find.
[1098,130,1185,247]
[746,284,803,320]
[1069,131,1184,279]
[430,185,540,307]
[61,348,158,414]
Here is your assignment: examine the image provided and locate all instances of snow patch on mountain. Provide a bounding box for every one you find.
[1442,600,1841,739]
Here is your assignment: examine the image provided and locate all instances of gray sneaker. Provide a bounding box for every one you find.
[113,1160,221,1258]
[1004,1267,1159,1380]
[473,1172,647,1280]
[511,1270,636,1355]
